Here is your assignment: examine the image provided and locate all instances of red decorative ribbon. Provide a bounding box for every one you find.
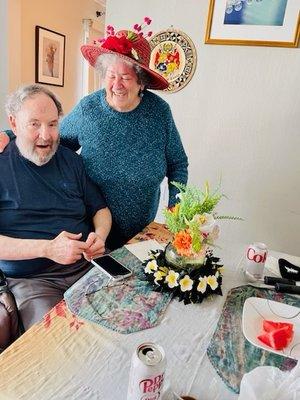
[101,35,133,56]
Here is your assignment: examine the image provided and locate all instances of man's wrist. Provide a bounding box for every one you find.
[39,240,51,259]
[94,230,107,242]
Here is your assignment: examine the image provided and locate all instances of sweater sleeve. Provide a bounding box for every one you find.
[165,105,189,207]
[4,130,15,140]
[59,101,84,151]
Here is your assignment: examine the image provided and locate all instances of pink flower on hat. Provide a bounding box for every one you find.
[133,24,142,32]
[106,25,115,36]
[132,17,153,37]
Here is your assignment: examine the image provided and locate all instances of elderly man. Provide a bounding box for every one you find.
[0,84,112,348]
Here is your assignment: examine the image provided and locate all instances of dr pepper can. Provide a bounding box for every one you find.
[127,342,166,400]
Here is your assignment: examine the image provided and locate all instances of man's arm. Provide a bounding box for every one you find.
[84,207,112,259]
[94,207,112,242]
[0,232,90,265]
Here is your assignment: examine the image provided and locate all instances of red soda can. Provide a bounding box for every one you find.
[127,342,166,400]
[245,242,268,280]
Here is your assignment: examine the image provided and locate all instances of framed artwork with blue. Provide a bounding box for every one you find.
[205,0,300,47]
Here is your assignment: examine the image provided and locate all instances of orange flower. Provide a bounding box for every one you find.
[173,230,192,256]
[168,203,180,215]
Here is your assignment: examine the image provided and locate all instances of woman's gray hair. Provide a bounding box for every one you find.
[5,84,63,117]
[95,53,152,88]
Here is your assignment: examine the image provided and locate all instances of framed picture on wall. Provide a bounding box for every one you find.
[35,26,66,86]
[205,0,300,47]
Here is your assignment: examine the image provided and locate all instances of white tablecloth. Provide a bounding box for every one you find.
[0,236,299,400]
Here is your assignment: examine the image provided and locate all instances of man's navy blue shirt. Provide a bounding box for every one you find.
[0,140,106,277]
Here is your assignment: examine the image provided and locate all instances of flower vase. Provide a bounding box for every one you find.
[164,243,206,270]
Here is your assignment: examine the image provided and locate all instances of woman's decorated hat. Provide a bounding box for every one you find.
[81,18,169,90]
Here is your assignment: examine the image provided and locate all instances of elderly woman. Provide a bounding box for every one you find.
[0,27,188,249]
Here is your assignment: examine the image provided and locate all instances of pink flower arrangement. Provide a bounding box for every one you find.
[133,17,153,37]
[94,17,153,49]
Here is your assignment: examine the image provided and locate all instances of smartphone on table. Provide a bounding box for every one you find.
[91,255,132,281]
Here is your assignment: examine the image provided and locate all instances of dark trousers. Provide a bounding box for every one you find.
[0,260,91,350]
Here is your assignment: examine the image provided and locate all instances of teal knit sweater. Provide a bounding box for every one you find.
[59,89,188,245]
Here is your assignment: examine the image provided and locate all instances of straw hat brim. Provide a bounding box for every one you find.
[81,45,169,91]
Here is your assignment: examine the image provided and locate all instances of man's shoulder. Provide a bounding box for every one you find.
[56,145,83,165]
[0,139,16,158]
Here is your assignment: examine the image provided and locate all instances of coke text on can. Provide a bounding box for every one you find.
[245,242,268,280]
[127,342,166,400]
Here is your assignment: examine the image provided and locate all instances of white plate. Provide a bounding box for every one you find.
[242,297,300,359]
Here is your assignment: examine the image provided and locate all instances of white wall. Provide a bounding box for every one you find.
[106,0,300,255]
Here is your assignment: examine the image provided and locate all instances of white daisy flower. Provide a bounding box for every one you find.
[197,276,207,293]
[179,275,193,292]
[154,270,167,285]
[207,274,218,290]
[144,260,158,274]
[165,270,179,288]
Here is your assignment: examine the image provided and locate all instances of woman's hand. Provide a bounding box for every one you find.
[0,132,10,153]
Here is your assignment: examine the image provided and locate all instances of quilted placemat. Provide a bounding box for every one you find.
[64,247,172,334]
[207,285,299,394]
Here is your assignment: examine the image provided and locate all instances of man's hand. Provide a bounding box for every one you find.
[84,232,106,260]
[0,132,10,153]
[45,231,89,265]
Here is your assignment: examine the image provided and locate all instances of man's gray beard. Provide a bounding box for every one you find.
[16,137,60,166]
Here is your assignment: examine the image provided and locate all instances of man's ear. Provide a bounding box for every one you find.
[8,115,17,135]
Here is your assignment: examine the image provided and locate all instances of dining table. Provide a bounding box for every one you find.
[0,222,299,400]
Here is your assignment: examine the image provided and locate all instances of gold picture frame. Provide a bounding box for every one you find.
[205,0,300,48]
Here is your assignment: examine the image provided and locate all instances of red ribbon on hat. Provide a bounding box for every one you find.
[101,35,133,56]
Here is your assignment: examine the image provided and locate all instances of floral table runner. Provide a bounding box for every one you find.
[207,285,299,393]
[64,246,172,334]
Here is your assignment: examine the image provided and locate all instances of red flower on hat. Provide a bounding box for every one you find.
[102,35,133,55]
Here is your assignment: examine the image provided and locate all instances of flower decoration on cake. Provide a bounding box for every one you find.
[143,181,241,304]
